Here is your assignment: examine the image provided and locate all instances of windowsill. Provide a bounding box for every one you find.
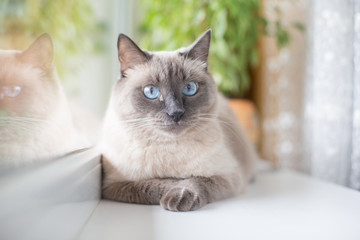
[79,170,360,240]
[2,152,360,240]
[0,148,102,240]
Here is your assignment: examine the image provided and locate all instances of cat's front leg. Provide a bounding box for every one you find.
[160,176,238,212]
[102,178,181,205]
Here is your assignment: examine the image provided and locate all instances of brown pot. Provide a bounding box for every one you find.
[228,99,260,147]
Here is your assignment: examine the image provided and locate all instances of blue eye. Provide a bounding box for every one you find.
[182,81,197,96]
[143,85,160,99]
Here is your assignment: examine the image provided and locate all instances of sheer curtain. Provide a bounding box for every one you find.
[259,0,307,168]
[304,0,360,189]
[260,0,360,190]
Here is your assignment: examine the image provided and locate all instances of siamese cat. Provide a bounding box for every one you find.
[99,30,257,211]
[0,34,90,167]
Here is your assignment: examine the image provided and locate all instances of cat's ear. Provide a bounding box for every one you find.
[184,29,211,65]
[20,33,53,69]
[117,34,148,73]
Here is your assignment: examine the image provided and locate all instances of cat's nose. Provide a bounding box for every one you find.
[168,110,184,123]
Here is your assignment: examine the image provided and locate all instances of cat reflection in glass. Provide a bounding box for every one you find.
[99,30,257,211]
[0,34,89,167]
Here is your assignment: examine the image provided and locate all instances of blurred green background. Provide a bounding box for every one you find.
[139,0,303,97]
[0,0,302,100]
[0,0,105,78]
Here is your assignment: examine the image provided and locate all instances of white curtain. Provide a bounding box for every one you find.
[304,0,360,189]
[260,0,307,168]
[260,0,360,190]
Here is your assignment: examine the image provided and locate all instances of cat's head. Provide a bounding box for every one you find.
[0,33,64,141]
[0,34,61,121]
[112,30,218,135]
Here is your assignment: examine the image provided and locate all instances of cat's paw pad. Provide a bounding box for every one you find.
[160,187,204,212]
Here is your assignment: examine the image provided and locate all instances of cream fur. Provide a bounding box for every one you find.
[100,31,257,210]
[99,91,248,193]
[99,34,257,196]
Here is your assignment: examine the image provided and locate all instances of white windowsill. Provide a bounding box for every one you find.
[78,170,360,240]
[2,152,360,240]
[0,148,102,240]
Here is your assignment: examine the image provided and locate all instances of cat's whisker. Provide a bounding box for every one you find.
[119,117,154,123]
[0,123,47,132]
[197,116,233,126]
[196,117,250,146]
[0,123,33,134]
[197,117,235,132]
[198,113,219,117]
[121,121,159,132]
[127,121,152,126]
[1,122,41,132]
[123,121,157,127]
[193,122,242,146]
[0,116,52,125]
[0,119,36,128]
[0,116,60,138]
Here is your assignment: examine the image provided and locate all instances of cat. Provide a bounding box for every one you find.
[99,30,257,211]
[0,33,90,167]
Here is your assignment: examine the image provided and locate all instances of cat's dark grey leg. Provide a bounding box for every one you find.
[103,175,240,212]
[160,176,236,212]
[102,178,180,205]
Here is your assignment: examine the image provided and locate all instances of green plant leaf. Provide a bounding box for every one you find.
[138,0,300,98]
[292,21,306,32]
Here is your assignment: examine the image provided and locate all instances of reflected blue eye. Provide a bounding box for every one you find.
[182,81,197,96]
[1,85,21,98]
[143,85,160,99]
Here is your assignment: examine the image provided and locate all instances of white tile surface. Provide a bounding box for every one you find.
[79,170,360,240]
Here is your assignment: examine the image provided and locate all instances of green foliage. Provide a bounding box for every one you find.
[139,0,304,98]
[0,0,105,79]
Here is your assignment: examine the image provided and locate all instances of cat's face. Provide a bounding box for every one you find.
[0,34,60,134]
[112,30,218,135]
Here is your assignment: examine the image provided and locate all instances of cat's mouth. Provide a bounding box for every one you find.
[158,119,195,134]
[160,121,184,129]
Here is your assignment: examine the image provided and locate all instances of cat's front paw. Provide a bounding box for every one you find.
[160,187,206,212]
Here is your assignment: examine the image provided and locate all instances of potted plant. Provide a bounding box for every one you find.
[138,0,303,145]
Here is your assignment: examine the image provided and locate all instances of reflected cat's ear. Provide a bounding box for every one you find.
[20,33,53,70]
[184,29,211,65]
[117,34,148,74]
